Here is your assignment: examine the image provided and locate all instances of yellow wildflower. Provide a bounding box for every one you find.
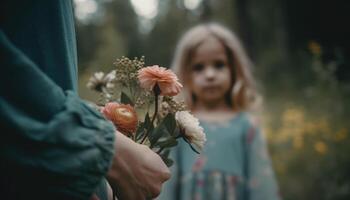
[334,128,348,142]
[314,141,328,155]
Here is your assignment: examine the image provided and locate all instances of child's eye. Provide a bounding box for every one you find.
[192,63,204,72]
[214,61,225,69]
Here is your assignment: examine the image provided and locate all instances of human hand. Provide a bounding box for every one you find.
[107,131,171,200]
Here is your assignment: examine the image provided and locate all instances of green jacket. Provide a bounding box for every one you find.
[0,1,115,199]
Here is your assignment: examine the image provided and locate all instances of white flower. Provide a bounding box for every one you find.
[175,111,206,150]
[106,69,116,79]
[87,70,116,92]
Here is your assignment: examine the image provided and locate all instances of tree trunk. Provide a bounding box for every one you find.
[235,0,255,59]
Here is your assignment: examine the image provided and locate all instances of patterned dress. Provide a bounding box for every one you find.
[158,112,280,200]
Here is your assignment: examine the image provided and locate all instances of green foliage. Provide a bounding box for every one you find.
[156,138,178,149]
[159,149,174,167]
[135,112,153,142]
[121,91,134,106]
[162,113,177,136]
[148,113,176,148]
[265,48,350,200]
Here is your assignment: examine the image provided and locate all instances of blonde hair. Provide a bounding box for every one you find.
[172,23,260,111]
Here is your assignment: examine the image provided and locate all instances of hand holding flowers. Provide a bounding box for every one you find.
[87,57,206,166]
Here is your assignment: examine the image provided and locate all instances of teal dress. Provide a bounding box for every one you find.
[159,112,280,200]
[0,1,115,199]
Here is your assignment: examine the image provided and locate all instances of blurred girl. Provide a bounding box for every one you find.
[159,23,280,200]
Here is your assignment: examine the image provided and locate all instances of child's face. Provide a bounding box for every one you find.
[189,36,232,105]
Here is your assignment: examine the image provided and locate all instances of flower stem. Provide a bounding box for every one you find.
[140,131,147,144]
[141,86,160,144]
[183,137,200,154]
[156,146,165,154]
[151,93,158,125]
[97,92,104,106]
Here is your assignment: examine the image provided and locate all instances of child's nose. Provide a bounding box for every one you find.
[204,67,216,79]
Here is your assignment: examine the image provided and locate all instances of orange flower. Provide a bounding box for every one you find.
[102,102,138,136]
[138,65,182,96]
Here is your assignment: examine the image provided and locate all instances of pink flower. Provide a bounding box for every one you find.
[102,102,138,136]
[137,65,183,96]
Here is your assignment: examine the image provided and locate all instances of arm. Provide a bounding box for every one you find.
[243,117,281,200]
[0,30,115,199]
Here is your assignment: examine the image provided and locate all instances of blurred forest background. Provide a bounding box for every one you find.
[74,0,350,199]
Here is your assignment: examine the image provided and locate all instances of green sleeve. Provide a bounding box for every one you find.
[0,30,116,199]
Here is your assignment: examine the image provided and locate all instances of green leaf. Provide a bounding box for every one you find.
[161,149,171,158]
[135,122,145,141]
[120,92,134,106]
[160,149,173,167]
[173,127,181,138]
[148,114,176,148]
[149,125,169,148]
[163,158,174,167]
[138,113,154,143]
[162,113,176,135]
[156,137,178,148]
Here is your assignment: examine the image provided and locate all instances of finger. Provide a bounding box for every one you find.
[147,184,162,199]
[160,167,171,181]
[154,154,171,181]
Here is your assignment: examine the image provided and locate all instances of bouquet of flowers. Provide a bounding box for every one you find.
[87,56,206,166]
